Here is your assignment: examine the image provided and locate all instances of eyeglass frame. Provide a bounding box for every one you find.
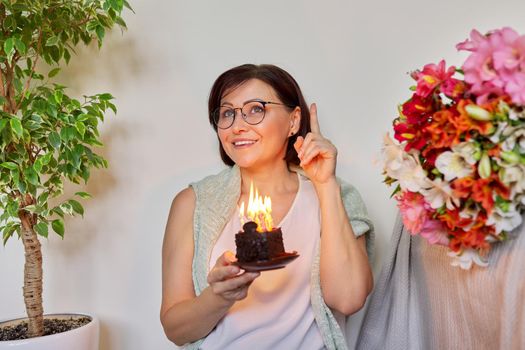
[212,99,296,129]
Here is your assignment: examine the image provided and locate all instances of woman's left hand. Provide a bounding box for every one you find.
[294,103,337,185]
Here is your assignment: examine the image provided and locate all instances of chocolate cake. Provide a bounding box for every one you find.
[235,221,285,263]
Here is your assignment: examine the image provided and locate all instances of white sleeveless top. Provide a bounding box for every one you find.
[200,174,326,350]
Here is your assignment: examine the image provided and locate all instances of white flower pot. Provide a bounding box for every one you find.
[0,313,99,350]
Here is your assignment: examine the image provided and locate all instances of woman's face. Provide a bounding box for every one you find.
[217,79,300,170]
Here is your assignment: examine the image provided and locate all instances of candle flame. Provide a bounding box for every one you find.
[239,181,274,232]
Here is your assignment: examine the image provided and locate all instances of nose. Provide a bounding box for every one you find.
[231,108,248,133]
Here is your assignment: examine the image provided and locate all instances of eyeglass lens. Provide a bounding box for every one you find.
[215,101,266,129]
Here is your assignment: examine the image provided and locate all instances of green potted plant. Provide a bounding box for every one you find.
[0,0,130,347]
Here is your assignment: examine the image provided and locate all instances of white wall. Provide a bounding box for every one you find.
[2,0,524,349]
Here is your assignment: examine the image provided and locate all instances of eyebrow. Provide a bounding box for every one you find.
[220,98,265,106]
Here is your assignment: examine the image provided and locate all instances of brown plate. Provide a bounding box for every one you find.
[233,251,300,272]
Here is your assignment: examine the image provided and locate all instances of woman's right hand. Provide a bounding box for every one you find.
[207,251,260,305]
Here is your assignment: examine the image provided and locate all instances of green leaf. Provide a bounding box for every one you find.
[1,162,18,170]
[81,167,90,183]
[24,167,39,185]
[14,38,26,55]
[0,96,6,106]
[4,38,14,62]
[33,157,44,172]
[42,152,54,165]
[10,118,23,138]
[54,90,63,104]
[64,49,71,64]
[49,131,61,149]
[69,199,84,216]
[75,191,92,199]
[123,0,134,12]
[49,46,61,64]
[3,16,16,31]
[6,200,19,217]
[60,127,76,142]
[75,121,86,138]
[72,144,84,167]
[51,205,65,218]
[98,93,114,100]
[110,0,123,11]
[0,119,7,134]
[115,16,127,29]
[48,68,61,78]
[96,25,105,41]
[51,219,65,238]
[107,102,117,114]
[46,36,60,47]
[3,224,18,245]
[38,192,50,205]
[60,202,73,215]
[34,222,49,238]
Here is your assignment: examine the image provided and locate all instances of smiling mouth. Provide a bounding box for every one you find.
[233,140,257,147]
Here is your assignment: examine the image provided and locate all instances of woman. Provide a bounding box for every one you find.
[160,64,374,349]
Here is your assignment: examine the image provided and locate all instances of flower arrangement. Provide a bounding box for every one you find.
[383,27,525,269]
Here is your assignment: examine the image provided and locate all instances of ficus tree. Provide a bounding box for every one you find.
[0,0,130,338]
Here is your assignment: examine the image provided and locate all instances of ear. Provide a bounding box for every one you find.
[289,106,301,136]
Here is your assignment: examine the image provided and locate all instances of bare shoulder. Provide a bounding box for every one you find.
[165,187,196,230]
[171,187,196,214]
[163,186,196,261]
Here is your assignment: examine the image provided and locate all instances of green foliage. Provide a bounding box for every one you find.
[0,0,130,243]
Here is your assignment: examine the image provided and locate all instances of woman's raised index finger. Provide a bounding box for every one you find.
[309,103,321,134]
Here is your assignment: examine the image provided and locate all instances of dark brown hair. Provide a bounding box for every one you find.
[208,64,311,166]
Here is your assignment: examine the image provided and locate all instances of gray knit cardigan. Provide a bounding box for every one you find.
[184,165,374,350]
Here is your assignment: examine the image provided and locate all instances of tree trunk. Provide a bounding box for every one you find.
[20,212,44,337]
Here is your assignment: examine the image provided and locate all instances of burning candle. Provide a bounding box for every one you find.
[239,181,274,232]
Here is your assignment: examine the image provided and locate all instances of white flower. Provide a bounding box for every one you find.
[382,133,405,176]
[421,177,460,210]
[489,121,509,143]
[458,202,481,231]
[435,149,475,181]
[517,193,525,206]
[448,249,488,269]
[382,134,430,192]
[486,204,523,234]
[459,202,480,220]
[452,142,478,165]
[498,163,525,196]
[509,107,525,121]
[502,126,525,153]
[396,159,430,192]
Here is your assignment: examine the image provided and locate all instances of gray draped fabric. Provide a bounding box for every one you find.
[356,214,525,350]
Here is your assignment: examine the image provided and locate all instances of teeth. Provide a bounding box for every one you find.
[234,140,255,146]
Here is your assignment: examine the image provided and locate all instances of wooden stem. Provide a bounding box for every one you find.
[20,211,44,338]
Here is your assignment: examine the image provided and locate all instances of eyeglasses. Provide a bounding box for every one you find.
[212,100,295,129]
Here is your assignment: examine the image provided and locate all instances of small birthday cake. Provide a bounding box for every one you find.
[235,182,288,263]
[235,221,285,263]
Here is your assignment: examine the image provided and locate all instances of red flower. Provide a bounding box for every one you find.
[402,94,434,123]
[393,121,428,151]
[423,108,458,149]
[441,78,468,100]
[451,176,476,199]
[439,209,473,230]
[449,227,491,252]
[413,60,456,98]
[452,175,510,214]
